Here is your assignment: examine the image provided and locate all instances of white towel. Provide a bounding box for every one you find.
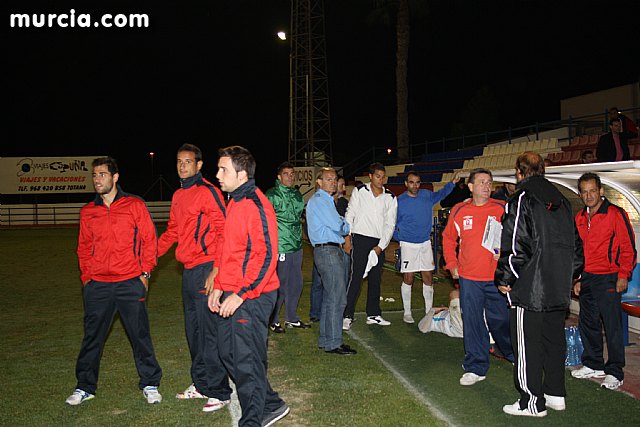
[363,250,379,278]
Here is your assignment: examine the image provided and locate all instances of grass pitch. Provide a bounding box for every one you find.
[1,227,638,426]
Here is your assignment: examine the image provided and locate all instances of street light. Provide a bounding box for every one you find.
[277,31,286,41]
[149,152,155,179]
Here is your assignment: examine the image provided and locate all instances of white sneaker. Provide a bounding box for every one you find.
[202,397,231,412]
[143,386,162,404]
[459,372,485,386]
[342,317,352,331]
[65,389,95,405]
[503,400,547,417]
[601,375,623,390]
[403,313,415,324]
[543,394,565,411]
[176,383,208,399]
[571,365,605,379]
[366,315,391,326]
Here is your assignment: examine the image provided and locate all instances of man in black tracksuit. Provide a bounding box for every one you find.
[495,152,584,418]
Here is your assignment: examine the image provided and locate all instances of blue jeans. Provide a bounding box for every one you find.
[309,263,323,320]
[459,277,513,376]
[314,245,348,351]
[310,249,349,321]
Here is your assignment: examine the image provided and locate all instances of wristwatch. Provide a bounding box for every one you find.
[141,271,151,279]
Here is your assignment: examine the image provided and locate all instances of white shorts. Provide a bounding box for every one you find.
[399,240,434,273]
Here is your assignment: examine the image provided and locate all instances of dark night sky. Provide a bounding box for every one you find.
[6,0,640,198]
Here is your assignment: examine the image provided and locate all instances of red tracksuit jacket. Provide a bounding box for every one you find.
[214,180,280,300]
[575,198,637,279]
[77,189,157,283]
[158,173,226,268]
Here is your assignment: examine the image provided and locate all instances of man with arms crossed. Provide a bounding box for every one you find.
[572,172,636,390]
[394,171,457,324]
[442,168,514,386]
[307,168,356,355]
[66,157,162,405]
[496,152,583,417]
[343,162,397,330]
[266,161,309,332]
[209,146,289,426]
[157,144,231,412]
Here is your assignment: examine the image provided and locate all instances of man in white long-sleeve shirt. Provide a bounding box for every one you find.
[342,163,397,330]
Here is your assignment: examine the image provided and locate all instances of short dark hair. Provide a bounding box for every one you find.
[369,162,386,174]
[581,150,593,161]
[92,157,119,175]
[218,146,256,179]
[178,143,203,162]
[468,168,492,184]
[405,170,421,181]
[337,174,344,181]
[277,161,295,175]
[610,118,622,126]
[578,172,602,191]
[516,151,544,178]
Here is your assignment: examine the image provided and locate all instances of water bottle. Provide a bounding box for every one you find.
[565,325,583,366]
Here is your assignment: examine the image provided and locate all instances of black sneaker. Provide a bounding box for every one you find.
[263,403,290,427]
[284,320,311,329]
[270,323,285,333]
[325,344,357,355]
[309,317,320,323]
[489,344,506,360]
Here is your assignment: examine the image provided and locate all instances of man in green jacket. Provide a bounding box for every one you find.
[266,162,310,332]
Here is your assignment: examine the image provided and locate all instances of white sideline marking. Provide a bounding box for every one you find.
[347,327,458,427]
[228,380,242,427]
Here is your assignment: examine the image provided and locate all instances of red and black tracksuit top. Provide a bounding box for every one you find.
[214,180,280,300]
[158,173,226,269]
[77,187,157,284]
[575,198,637,279]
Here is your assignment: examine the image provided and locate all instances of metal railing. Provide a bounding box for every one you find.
[0,202,172,227]
[341,107,639,179]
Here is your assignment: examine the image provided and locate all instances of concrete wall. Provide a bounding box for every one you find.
[560,82,639,121]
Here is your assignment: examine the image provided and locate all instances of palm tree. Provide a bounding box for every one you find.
[371,0,424,163]
[395,0,410,162]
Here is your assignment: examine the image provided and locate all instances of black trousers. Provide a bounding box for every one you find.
[578,272,625,380]
[511,307,566,414]
[75,278,162,395]
[344,234,385,318]
[183,262,231,399]
[216,290,284,427]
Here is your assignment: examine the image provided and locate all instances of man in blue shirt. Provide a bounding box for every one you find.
[307,168,356,355]
[394,171,458,324]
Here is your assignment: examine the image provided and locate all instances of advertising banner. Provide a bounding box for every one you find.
[293,166,317,202]
[0,157,104,194]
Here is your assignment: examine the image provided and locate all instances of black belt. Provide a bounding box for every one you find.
[314,242,341,248]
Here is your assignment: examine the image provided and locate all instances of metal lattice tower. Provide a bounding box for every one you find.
[289,0,332,167]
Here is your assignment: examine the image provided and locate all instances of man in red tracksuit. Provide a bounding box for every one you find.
[209,146,289,427]
[66,157,162,406]
[157,144,231,412]
[572,172,637,390]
